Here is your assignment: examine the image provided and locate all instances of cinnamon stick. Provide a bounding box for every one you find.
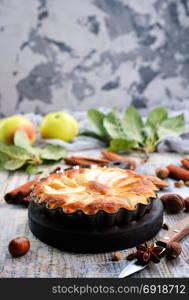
[4,176,40,205]
[101,151,136,169]
[4,167,61,205]
[167,165,189,181]
[64,156,109,166]
[181,159,189,170]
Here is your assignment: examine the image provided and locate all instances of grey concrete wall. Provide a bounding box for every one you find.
[0,0,189,116]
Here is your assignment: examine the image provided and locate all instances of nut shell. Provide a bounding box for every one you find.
[166,242,182,259]
[8,236,30,257]
[162,223,169,230]
[160,194,184,213]
[184,197,189,212]
[156,168,170,179]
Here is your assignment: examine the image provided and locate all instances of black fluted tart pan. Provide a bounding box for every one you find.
[28,197,163,253]
[30,199,152,229]
[30,164,154,229]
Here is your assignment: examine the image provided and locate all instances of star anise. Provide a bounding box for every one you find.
[126,242,163,264]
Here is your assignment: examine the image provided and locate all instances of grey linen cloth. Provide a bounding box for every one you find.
[25,108,189,154]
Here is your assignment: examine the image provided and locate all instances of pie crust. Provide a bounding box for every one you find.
[31,166,167,225]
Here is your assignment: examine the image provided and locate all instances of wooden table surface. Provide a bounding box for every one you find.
[0,150,189,278]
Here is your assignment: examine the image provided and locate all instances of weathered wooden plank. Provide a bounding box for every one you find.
[0,152,189,278]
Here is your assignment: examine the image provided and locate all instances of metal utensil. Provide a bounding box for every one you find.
[119,215,189,278]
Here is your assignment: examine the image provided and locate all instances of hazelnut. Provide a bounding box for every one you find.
[184,181,189,187]
[166,242,182,259]
[129,160,136,170]
[156,167,170,179]
[112,252,121,261]
[162,223,169,230]
[184,197,189,212]
[160,194,185,213]
[174,180,184,188]
[8,236,30,257]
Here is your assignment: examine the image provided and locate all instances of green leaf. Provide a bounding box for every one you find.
[3,158,26,170]
[157,114,185,139]
[0,151,26,171]
[25,164,43,175]
[80,131,106,141]
[143,108,168,151]
[0,142,30,170]
[157,114,185,140]
[14,131,47,165]
[0,163,5,170]
[109,138,135,153]
[40,145,67,160]
[87,109,108,138]
[143,124,158,149]
[103,108,125,139]
[0,143,31,161]
[0,152,8,162]
[14,130,30,149]
[0,152,9,170]
[123,105,144,144]
[146,107,168,128]
[14,130,40,159]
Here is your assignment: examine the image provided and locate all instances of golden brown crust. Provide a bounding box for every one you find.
[146,176,169,188]
[86,181,110,195]
[32,167,168,215]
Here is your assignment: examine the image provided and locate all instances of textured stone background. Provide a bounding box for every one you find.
[0,0,189,116]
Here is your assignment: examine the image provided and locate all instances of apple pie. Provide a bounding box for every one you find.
[32,166,168,217]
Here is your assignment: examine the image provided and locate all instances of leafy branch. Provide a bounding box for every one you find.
[0,131,67,174]
[82,106,185,157]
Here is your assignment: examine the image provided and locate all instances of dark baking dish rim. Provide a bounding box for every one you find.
[30,165,155,228]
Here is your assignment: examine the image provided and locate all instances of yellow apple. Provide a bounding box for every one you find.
[0,115,36,144]
[40,112,79,142]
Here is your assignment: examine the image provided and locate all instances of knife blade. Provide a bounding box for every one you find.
[118,215,189,278]
[118,260,147,278]
[118,247,166,278]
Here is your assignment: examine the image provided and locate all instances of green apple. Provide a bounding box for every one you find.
[0,115,36,144]
[40,112,79,142]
